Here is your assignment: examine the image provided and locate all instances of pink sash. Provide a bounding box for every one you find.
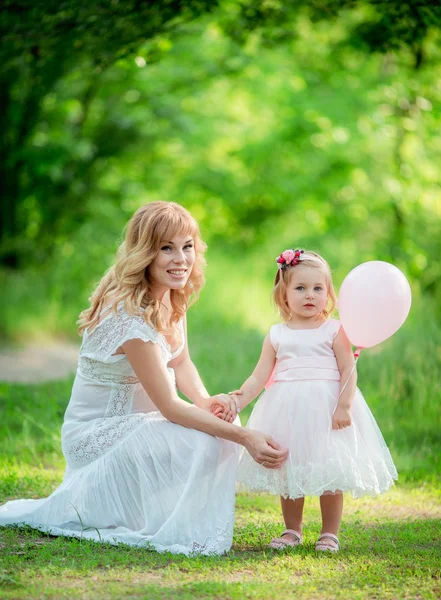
[265,356,340,388]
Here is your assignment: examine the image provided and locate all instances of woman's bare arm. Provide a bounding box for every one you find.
[122,338,288,467]
[168,316,234,413]
[169,345,210,407]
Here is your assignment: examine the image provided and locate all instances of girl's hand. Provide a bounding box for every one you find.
[332,406,352,430]
[210,393,239,423]
[244,429,288,469]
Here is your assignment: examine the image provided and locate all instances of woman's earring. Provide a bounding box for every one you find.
[188,280,194,289]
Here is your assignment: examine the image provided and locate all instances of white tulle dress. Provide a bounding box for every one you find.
[0,304,239,555]
[237,319,397,499]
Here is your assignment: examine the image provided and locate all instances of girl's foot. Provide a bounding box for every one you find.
[269,529,302,549]
[315,533,339,553]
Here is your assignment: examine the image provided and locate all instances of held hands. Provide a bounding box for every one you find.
[210,390,242,423]
[332,405,352,430]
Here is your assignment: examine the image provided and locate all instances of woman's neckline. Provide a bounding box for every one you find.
[87,301,184,355]
[284,319,329,332]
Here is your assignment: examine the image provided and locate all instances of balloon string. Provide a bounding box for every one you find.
[339,347,362,398]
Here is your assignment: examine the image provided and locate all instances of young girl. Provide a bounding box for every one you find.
[219,249,397,552]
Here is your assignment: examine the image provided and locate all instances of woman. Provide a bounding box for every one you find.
[0,201,287,555]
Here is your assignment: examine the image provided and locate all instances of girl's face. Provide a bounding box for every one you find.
[148,234,195,298]
[285,264,329,321]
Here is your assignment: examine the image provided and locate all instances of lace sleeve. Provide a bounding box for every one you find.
[116,318,160,352]
[81,304,161,362]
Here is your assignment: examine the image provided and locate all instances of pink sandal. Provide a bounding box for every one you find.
[315,533,340,553]
[269,529,303,549]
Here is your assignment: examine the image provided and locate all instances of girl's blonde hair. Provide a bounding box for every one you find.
[273,250,337,321]
[78,201,206,336]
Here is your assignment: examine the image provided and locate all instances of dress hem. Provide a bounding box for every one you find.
[236,477,397,500]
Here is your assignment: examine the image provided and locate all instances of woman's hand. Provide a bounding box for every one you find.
[244,429,288,469]
[196,396,218,411]
[332,406,352,430]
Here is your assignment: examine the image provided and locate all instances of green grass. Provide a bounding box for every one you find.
[0,476,440,599]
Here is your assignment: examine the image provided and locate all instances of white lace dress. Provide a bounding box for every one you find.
[0,304,239,555]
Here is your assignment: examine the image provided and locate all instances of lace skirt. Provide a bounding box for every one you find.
[237,380,398,499]
[0,412,239,555]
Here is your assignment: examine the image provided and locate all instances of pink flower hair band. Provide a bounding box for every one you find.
[276,248,304,270]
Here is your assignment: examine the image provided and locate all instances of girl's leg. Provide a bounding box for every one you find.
[270,496,305,547]
[280,496,305,540]
[318,492,343,549]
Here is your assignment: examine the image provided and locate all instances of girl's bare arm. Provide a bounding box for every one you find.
[332,326,357,429]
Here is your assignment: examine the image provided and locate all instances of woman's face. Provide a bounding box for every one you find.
[148,234,196,297]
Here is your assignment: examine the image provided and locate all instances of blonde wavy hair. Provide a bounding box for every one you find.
[78,201,206,337]
[273,250,337,321]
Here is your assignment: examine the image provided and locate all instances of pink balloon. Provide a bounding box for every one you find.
[338,261,412,349]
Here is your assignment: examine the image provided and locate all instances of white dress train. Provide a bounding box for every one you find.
[0,304,240,555]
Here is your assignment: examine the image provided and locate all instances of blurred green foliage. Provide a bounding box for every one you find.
[1,0,441,338]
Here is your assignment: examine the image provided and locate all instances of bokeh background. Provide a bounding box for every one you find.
[1,1,440,481]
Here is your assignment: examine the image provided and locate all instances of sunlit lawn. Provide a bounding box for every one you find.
[0,462,440,599]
